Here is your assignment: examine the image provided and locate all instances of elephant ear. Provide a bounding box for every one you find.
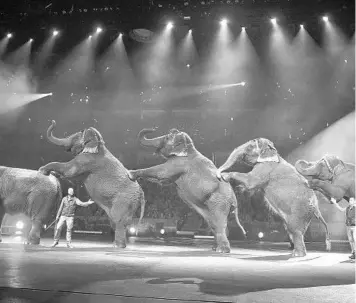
[169,132,192,157]
[322,155,345,176]
[256,138,280,163]
[82,127,105,154]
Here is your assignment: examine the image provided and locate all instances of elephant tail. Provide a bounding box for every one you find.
[137,190,146,226]
[312,197,331,251]
[231,206,247,238]
[49,174,63,210]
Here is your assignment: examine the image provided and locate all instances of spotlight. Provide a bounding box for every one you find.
[241,26,246,31]
[186,63,190,68]
[29,38,34,42]
[96,27,103,33]
[300,24,304,29]
[160,229,165,235]
[88,35,92,39]
[241,82,246,86]
[167,22,173,29]
[220,19,228,26]
[129,227,136,234]
[53,30,59,36]
[258,232,264,239]
[270,18,277,25]
[322,16,329,22]
[118,33,123,38]
[188,29,192,34]
[7,33,12,38]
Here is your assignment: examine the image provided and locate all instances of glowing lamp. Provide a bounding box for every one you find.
[7,33,12,38]
[53,30,59,36]
[220,19,228,26]
[16,221,24,229]
[129,227,136,234]
[167,22,173,29]
[270,18,277,25]
[258,232,264,239]
[29,38,33,42]
[241,26,246,31]
[96,27,103,33]
[300,24,304,29]
[322,16,329,22]
[160,229,165,235]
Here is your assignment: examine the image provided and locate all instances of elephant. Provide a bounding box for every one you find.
[0,166,62,245]
[295,155,355,201]
[38,120,146,248]
[216,138,331,257]
[127,128,246,253]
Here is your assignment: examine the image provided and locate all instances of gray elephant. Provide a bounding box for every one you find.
[0,166,62,244]
[127,128,246,253]
[216,138,330,257]
[295,155,355,201]
[38,121,145,248]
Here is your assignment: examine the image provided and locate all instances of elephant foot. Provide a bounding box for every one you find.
[26,238,41,245]
[113,241,126,249]
[291,249,306,258]
[215,244,231,253]
[127,171,136,181]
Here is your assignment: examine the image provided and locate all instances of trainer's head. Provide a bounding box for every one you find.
[68,188,74,196]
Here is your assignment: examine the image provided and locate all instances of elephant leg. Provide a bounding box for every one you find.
[0,206,5,243]
[113,223,127,249]
[109,221,116,243]
[290,230,307,257]
[212,219,230,253]
[27,220,42,245]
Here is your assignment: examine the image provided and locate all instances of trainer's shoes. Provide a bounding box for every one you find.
[349,252,355,260]
[67,243,73,249]
[50,241,58,248]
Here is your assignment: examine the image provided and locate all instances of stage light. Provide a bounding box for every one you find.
[118,33,123,38]
[167,22,173,29]
[220,19,228,26]
[322,16,329,22]
[241,26,246,31]
[88,35,92,39]
[186,64,190,68]
[300,24,304,29]
[53,30,59,36]
[188,29,192,34]
[270,18,277,25]
[96,27,103,33]
[7,33,12,38]
[241,82,246,86]
[258,232,264,239]
[29,38,33,42]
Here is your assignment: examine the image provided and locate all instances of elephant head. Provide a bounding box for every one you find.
[46,120,105,156]
[295,155,345,181]
[218,138,279,173]
[138,128,193,158]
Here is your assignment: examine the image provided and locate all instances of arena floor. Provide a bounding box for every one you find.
[0,236,355,303]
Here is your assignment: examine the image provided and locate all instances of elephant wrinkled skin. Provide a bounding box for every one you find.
[295,155,355,201]
[0,166,62,244]
[39,120,145,248]
[216,138,331,257]
[127,128,246,253]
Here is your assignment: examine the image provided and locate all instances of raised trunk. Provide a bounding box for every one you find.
[138,128,166,148]
[295,160,319,176]
[219,145,246,173]
[46,120,73,147]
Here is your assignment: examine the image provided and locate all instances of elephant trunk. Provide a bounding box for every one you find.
[138,128,166,148]
[219,144,246,173]
[46,120,73,147]
[295,160,319,176]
